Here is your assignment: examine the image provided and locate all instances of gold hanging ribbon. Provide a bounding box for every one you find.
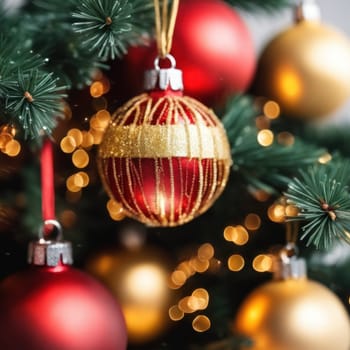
[153,0,179,57]
[285,221,299,244]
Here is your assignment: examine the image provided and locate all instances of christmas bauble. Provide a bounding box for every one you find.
[254,20,350,120]
[234,278,350,350]
[86,246,173,344]
[98,57,232,227]
[0,265,127,350]
[123,0,256,106]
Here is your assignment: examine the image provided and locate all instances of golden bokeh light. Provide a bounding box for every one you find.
[267,204,286,223]
[263,100,280,119]
[90,81,104,98]
[192,288,209,309]
[66,175,81,193]
[252,254,273,272]
[72,148,89,168]
[60,135,76,153]
[0,133,12,150]
[72,173,84,187]
[257,129,274,147]
[318,152,332,164]
[66,172,90,192]
[96,109,111,128]
[109,210,126,221]
[192,315,211,332]
[224,225,249,245]
[244,213,261,231]
[190,257,210,273]
[228,254,245,272]
[67,128,83,146]
[224,225,235,241]
[169,305,184,321]
[81,131,95,149]
[192,288,209,300]
[197,243,214,261]
[4,139,21,156]
[106,199,124,215]
[178,296,196,313]
[170,270,187,287]
[285,204,299,217]
[177,261,195,278]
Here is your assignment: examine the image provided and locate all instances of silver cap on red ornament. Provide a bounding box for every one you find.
[144,54,183,91]
[273,242,307,280]
[28,219,73,267]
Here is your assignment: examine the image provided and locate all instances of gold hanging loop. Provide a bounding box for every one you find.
[153,0,180,57]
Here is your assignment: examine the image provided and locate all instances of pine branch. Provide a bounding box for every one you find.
[285,160,350,249]
[225,0,292,12]
[0,36,45,94]
[129,0,154,35]
[72,0,154,60]
[72,0,132,60]
[222,95,325,194]
[20,11,103,89]
[5,70,66,139]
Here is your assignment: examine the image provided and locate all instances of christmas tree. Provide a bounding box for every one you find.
[0,0,349,349]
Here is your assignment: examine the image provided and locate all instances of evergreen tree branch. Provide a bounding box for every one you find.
[222,95,325,194]
[72,0,133,60]
[285,160,350,249]
[5,70,66,139]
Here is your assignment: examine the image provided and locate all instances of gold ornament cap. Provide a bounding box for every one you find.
[295,0,321,22]
[144,54,183,91]
[28,220,73,267]
[273,243,307,280]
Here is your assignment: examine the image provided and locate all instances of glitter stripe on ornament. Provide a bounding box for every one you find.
[98,86,232,227]
[98,124,229,159]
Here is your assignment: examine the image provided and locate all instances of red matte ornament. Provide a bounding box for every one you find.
[0,224,127,350]
[123,0,256,107]
[98,55,232,227]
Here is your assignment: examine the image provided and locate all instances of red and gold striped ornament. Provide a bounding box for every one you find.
[98,55,232,227]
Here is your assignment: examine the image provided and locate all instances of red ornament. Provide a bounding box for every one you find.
[99,55,232,227]
[0,225,127,350]
[123,0,256,106]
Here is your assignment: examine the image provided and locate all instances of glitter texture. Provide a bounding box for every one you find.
[98,91,232,227]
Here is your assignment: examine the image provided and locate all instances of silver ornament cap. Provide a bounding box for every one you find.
[273,243,307,280]
[28,220,73,267]
[295,0,321,22]
[144,54,183,91]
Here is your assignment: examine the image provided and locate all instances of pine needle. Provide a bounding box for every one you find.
[72,0,133,60]
[285,161,350,249]
[5,70,67,139]
[222,95,325,194]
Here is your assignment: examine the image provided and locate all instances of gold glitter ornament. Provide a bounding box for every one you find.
[233,248,350,350]
[253,1,350,120]
[98,55,232,227]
